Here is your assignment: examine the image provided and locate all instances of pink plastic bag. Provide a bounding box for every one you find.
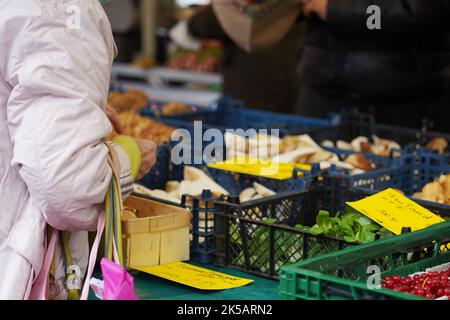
[100,258,138,300]
[81,178,139,301]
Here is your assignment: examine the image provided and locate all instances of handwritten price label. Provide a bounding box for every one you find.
[133,262,253,290]
[346,188,445,235]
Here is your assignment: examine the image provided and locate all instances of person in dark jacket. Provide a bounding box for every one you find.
[296,0,450,132]
[187,5,303,114]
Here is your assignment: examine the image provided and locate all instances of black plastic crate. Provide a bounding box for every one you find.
[184,164,313,264]
[183,190,218,264]
[138,160,313,264]
[179,159,316,264]
[213,174,450,279]
[213,175,359,279]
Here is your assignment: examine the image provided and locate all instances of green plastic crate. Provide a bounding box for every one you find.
[279,221,450,300]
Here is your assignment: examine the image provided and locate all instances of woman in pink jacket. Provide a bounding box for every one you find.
[0,0,156,299]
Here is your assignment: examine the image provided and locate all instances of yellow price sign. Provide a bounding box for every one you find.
[347,188,445,235]
[208,156,311,180]
[133,262,254,290]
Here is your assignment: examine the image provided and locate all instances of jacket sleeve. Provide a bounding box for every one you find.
[327,0,450,39]
[5,3,128,231]
[187,5,229,40]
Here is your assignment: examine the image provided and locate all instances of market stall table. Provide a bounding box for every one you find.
[89,262,281,300]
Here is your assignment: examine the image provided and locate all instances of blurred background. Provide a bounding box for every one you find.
[105,0,449,133]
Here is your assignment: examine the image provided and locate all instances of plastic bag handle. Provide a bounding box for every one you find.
[29,230,59,300]
[80,213,105,300]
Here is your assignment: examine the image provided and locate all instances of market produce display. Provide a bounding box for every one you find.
[225,132,376,175]
[382,266,450,299]
[412,173,450,205]
[102,90,449,299]
[112,111,175,145]
[167,40,223,73]
[108,89,149,112]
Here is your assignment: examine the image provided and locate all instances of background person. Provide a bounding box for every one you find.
[172,3,303,114]
[295,0,450,132]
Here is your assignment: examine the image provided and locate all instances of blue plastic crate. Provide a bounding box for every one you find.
[151,96,332,135]
[350,148,450,206]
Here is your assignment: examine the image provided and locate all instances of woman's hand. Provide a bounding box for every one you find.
[301,0,328,21]
[134,138,157,180]
[105,105,123,134]
[105,105,156,180]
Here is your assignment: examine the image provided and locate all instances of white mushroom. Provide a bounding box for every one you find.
[351,136,369,152]
[336,140,353,151]
[321,140,335,148]
[272,146,318,163]
[239,188,257,203]
[253,182,276,197]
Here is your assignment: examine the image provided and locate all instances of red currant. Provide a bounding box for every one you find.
[416,289,426,296]
[426,293,435,299]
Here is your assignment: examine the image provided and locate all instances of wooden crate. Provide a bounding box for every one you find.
[122,195,191,268]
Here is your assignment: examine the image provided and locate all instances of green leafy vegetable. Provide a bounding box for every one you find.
[299,210,393,243]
